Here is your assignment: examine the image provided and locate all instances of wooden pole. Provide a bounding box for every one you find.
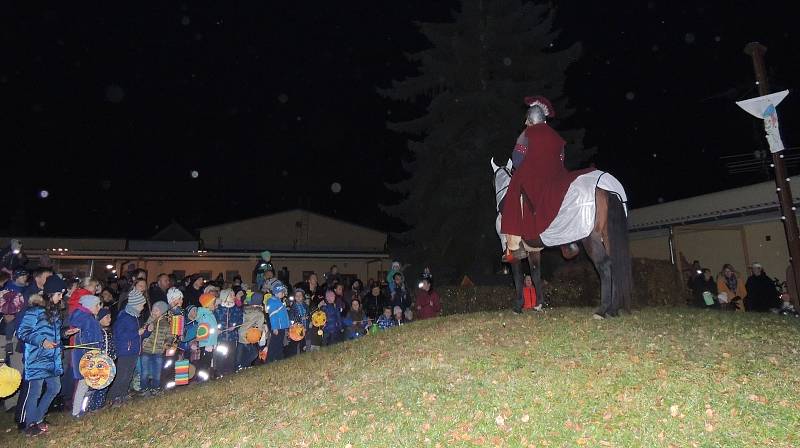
[744,42,800,308]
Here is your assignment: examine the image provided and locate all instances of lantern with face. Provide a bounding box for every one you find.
[79,350,116,390]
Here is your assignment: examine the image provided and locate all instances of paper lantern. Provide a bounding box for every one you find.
[244,327,262,344]
[174,360,190,386]
[369,323,379,335]
[171,315,185,336]
[311,310,327,328]
[196,323,210,341]
[288,323,305,342]
[79,350,116,390]
[0,364,22,398]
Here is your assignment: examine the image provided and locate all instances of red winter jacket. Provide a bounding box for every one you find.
[415,290,441,320]
[68,288,93,316]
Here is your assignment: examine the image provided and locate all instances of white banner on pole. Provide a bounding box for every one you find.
[736,90,789,153]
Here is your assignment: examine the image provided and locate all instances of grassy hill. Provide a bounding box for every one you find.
[2,307,799,447]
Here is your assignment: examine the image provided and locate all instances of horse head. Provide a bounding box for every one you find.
[491,158,513,211]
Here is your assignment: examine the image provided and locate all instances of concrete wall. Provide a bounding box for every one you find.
[742,221,790,278]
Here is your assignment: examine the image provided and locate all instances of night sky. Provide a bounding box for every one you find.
[1,1,797,238]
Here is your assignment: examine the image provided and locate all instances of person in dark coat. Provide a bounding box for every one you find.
[689,268,718,307]
[183,275,206,308]
[363,285,388,320]
[107,289,147,405]
[745,263,780,312]
[68,295,103,417]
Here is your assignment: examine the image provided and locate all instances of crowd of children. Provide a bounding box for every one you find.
[0,261,441,437]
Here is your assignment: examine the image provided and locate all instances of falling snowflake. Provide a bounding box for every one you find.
[625,91,635,101]
[331,182,342,194]
[190,170,199,179]
[657,197,664,203]
[181,15,191,26]
[105,84,125,103]
[39,190,49,199]
[39,221,46,228]
[277,93,288,103]
[502,57,512,66]
[714,35,721,42]
[684,33,696,44]
[652,153,658,158]
[296,116,302,121]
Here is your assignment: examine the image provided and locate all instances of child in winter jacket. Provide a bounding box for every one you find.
[195,294,218,379]
[87,307,115,411]
[344,299,369,339]
[213,289,242,376]
[68,294,103,417]
[321,290,343,345]
[376,306,395,330]
[236,292,265,370]
[266,283,290,363]
[107,289,147,405]
[286,289,308,357]
[140,301,171,393]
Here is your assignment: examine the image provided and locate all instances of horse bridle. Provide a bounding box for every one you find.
[493,166,512,211]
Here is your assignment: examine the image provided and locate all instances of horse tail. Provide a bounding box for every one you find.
[607,192,633,312]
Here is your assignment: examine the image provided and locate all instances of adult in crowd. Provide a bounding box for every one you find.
[100,287,118,318]
[148,274,171,304]
[745,262,781,312]
[363,284,387,320]
[716,264,747,311]
[390,273,411,311]
[183,274,206,309]
[345,278,364,303]
[324,265,342,288]
[689,268,718,308]
[1,271,26,412]
[297,273,324,309]
[22,267,53,302]
[415,278,441,319]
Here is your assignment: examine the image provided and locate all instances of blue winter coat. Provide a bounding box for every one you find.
[322,303,343,333]
[16,307,64,380]
[266,297,290,331]
[112,310,143,358]
[214,305,243,343]
[196,307,218,348]
[69,306,103,380]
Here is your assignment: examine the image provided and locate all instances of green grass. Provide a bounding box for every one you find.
[2,307,800,447]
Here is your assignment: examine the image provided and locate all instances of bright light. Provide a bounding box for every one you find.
[165,381,176,389]
[166,347,176,357]
[112,269,117,274]
[197,370,209,381]
[260,263,266,267]
[215,345,229,356]
[418,282,424,289]
[106,264,114,270]
[12,249,20,255]
[82,396,89,412]
[209,329,216,334]
[164,359,173,369]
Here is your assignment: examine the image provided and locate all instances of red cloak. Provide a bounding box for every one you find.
[501,123,592,242]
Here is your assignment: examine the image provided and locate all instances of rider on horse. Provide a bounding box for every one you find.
[501,96,593,262]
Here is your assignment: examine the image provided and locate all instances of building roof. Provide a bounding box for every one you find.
[150,221,196,241]
[199,209,385,236]
[628,176,800,232]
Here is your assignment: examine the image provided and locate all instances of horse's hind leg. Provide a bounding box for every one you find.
[510,259,525,313]
[582,234,614,318]
[528,250,543,309]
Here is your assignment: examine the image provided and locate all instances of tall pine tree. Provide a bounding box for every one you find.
[381,0,591,282]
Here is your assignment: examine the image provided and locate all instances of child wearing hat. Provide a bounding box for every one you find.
[265,283,290,362]
[107,289,147,406]
[213,289,242,376]
[195,295,218,379]
[87,307,115,411]
[236,292,265,370]
[139,301,171,394]
[68,294,103,418]
[285,288,308,357]
[181,306,201,364]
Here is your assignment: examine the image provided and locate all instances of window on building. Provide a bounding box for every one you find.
[199,271,212,281]
[226,270,240,281]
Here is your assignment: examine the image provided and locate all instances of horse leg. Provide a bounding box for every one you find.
[582,233,614,318]
[528,250,544,310]
[509,259,525,314]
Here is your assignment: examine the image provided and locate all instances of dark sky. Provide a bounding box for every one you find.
[1,1,797,238]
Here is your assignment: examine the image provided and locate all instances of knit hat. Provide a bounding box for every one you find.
[79,295,101,309]
[246,291,264,306]
[272,282,287,296]
[127,289,146,307]
[167,287,183,305]
[12,269,28,280]
[325,290,335,301]
[186,305,197,317]
[43,275,67,295]
[151,301,169,315]
[199,293,216,308]
[97,307,111,321]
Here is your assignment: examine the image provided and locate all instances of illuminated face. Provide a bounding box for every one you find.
[351,300,360,311]
[79,351,116,389]
[524,276,533,287]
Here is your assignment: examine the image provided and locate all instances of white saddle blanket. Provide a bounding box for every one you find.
[539,170,627,247]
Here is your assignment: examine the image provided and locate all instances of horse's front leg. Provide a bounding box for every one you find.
[528,250,544,310]
[510,258,525,314]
